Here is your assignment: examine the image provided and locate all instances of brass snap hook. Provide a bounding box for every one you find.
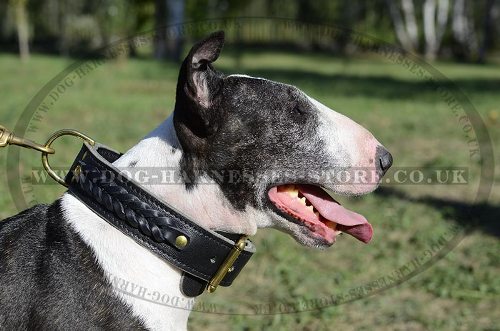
[41,129,95,187]
[0,125,55,154]
[1,124,94,187]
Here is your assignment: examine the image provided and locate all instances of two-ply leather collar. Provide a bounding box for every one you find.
[64,142,255,297]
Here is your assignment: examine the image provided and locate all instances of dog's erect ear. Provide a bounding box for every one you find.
[174,31,225,140]
[178,31,224,108]
[188,30,224,69]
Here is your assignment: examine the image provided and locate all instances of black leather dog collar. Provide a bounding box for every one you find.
[64,142,255,297]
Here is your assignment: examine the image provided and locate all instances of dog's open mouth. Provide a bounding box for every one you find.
[268,184,373,244]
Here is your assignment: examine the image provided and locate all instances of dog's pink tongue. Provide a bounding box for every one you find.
[300,187,373,243]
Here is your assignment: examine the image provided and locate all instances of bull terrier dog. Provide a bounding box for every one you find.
[0,31,392,330]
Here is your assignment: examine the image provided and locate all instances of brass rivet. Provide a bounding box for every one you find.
[72,165,82,182]
[74,165,81,176]
[175,235,188,248]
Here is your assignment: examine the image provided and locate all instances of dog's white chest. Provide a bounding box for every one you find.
[61,194,192,331]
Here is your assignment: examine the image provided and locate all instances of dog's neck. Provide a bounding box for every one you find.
[116,115,258,235]
[61,115,256,331]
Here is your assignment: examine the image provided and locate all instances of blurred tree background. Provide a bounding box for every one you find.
[0,0,498,62]
[0,2,499,331]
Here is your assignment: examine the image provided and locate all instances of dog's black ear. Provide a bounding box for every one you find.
[174,31,225,140]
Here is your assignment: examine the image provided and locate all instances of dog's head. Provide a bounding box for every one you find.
[172,31,392,248]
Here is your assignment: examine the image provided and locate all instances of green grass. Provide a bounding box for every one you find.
[0,51,498,331]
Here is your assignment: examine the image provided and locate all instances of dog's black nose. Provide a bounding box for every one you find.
[377,147,393,175]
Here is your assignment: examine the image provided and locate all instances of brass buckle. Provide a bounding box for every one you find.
[207,235,248,293]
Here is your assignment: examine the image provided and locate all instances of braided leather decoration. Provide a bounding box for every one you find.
[74,161,187,247]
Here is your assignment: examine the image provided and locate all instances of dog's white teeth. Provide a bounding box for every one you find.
[307,205,314,212]
[314,211,320,217]
[299,197,306,205]
[279,185,299,198]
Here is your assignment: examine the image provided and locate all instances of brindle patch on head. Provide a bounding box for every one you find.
[199,75,330,210]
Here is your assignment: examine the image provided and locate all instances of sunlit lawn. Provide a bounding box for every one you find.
[0,50,498,331]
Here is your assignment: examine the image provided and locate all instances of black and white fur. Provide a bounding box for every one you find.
[0,32,390,330]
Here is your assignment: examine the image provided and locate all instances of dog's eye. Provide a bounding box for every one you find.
[289,103,308,124]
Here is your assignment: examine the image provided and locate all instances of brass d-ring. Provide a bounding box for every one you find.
[41,129,95,187]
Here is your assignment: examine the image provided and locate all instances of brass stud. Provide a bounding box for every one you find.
[175,235,188,249]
